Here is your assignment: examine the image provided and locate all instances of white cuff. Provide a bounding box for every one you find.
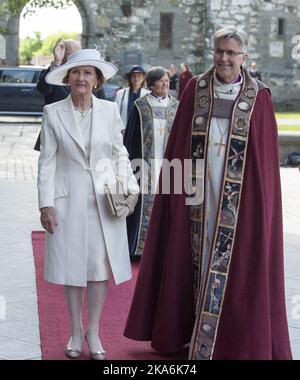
[50,61,60,71]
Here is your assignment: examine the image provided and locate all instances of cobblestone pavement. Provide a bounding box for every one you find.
[0,118,300,359]
[0,120,41,360]
[0,123,39,181]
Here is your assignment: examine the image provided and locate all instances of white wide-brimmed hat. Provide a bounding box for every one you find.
[46,49,118,85]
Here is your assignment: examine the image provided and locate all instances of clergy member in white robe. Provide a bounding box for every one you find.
[124,66,179,257]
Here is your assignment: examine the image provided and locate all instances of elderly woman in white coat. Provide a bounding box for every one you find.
[37,49,139,360]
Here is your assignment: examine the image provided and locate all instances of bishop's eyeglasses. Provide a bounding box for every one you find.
[213,48,245,57]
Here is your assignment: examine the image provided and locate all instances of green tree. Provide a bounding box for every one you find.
[35,31,78,56]
[19,31,42,64]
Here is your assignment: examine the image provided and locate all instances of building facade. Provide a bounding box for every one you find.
[0,0,299,109]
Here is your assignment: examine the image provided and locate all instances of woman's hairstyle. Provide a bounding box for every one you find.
[62,67,105,90]
[146,66,169,89]
[180,63,189,71]
[129,73,146,89]
[213,26,248,53]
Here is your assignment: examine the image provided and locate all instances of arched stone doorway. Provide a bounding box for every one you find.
[1,0,208,79]
[1,0,92,66]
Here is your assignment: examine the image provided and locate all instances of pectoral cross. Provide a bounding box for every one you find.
[214,138,226,156]
[159,123,165,136]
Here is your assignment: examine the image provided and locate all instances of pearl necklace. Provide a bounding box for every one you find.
[74,102,92,117]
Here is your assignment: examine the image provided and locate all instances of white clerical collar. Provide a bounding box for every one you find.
[149,92,168,102]
[213,72,243,95]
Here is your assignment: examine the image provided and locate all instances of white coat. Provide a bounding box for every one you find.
[115,87,149,128]
[37,95,139,286]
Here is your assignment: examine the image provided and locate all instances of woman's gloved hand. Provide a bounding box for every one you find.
[116,193,139,220]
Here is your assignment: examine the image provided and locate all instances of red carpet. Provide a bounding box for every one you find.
[32,231,188,360]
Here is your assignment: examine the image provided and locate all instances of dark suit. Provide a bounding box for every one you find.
[34,67,106,151]
[249,69,262,81]
[36,67,70,105]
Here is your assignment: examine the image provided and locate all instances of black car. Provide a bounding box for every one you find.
[0,66,45,115]
[0,66,120,115]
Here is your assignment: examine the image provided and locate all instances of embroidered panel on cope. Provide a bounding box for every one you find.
[135,97,179,256]
[188,68,259,360]
[135,97,156,256]
[165,97,179,140]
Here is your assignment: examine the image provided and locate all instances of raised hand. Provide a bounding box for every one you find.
[53,39,66,66]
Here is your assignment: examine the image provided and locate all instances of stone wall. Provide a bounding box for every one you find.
[257,0,300,111]
[0,0,299,109]
[205,0,255,69]
[279,132,300,164]
[206,0,300,111]
[78,0,207,77]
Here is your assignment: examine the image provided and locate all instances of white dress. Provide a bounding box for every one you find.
[74,105,113,281]
[147,93,170,191]
[199,74,243,299]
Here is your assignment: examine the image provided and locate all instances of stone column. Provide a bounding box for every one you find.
[0,34,6,61]
[0,12,19,66]
[180,0,208,74]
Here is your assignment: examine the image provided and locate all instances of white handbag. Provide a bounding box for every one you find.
[104,176,127,217]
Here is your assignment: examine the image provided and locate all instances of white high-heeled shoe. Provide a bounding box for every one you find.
[85,333,106,360]
[65,335,84,359]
